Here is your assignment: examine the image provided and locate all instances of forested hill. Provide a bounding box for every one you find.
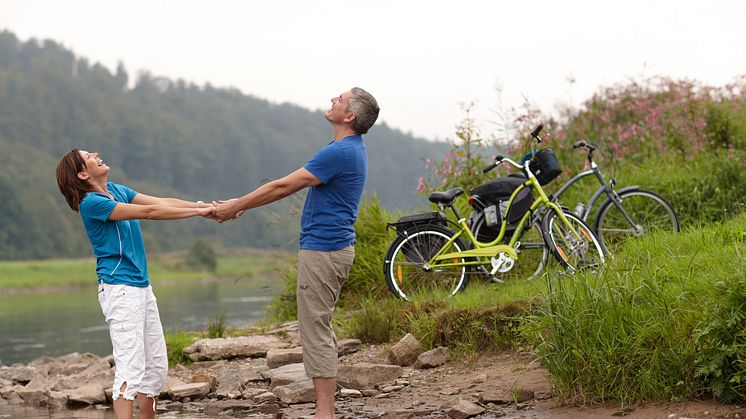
[0,30,449,260]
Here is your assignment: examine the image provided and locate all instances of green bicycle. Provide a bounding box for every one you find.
[383,129,606,300]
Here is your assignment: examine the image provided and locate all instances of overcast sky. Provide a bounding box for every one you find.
[3,0,745,141]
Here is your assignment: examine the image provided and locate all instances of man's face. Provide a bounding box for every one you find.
[324,90,354,125]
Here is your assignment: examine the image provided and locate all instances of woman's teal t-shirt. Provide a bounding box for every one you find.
[79,182,149,287]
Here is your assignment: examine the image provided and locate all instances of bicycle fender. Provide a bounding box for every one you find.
[615,185,641,194]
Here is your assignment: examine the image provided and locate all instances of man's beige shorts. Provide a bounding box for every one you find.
[296,245,355,378]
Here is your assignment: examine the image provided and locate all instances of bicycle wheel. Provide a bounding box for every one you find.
[542,209,605,272]
[471,217,548,281]
[594,189,679,254]
[383,224,469,300]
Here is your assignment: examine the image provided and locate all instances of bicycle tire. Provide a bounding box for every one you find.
[383,224,469,300]
[542,209,605,272]
[594,188,679,254]
[471,217,548,281]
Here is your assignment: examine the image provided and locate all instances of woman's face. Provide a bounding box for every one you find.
[77,149,110,180]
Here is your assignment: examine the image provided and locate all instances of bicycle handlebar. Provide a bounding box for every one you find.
[572,139,596,162]
[482,124,545,174]
[530,124,544,140]
[482,155,523,173]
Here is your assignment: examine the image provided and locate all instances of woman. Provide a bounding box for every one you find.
[56,149,213,419]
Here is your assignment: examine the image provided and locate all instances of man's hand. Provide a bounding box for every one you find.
[213,198,243,223]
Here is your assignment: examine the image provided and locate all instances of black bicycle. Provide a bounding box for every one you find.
[471,126,679,260]
[551,139,679,254]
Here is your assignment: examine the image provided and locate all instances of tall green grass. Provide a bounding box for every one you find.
[528,215,746,404]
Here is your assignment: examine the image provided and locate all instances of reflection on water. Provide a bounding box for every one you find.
[0,406,215,419]
[0,277,278,365]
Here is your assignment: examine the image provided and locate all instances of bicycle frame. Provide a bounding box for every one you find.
[422,164,578,272]
[551,160,641,233]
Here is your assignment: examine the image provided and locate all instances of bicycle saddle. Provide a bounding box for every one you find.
[428,188,464,205]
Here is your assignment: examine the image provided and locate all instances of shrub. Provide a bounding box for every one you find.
[184,240,217,272]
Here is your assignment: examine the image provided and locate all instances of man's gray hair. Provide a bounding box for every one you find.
[347,87,380,134]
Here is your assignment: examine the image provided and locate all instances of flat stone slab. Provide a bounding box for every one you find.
[184,335,289,361]
[337,363,403,390]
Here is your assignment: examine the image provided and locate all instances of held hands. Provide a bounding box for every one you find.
[213,199,245,223]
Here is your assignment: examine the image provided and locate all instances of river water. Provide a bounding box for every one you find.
[0,277,279,366]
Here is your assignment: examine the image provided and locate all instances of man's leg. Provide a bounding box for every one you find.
[296,247,354,419]
[313,377,337,418]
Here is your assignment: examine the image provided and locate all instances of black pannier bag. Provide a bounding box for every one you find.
[470,176,534,242]
[470,176,525,211]
[527,147,562,185]
[391,212,447,234]
[389,212,448,263]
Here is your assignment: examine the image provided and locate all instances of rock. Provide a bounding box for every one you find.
[415,346,450,369]
[261,363,308,389]
[445,399,485,419]
[169,382,211,400]
[215,370,243,399]
[387,333,423,366]
[337,363,403,390]
[66,383,106,406]
[337,338,362,356]
[48,391,69,410]
[184,335,289,361]
[253,391,278,403]
[381,384,404,393]
[361,389,378,397]
[236,364,270,383]
[513,387,535,403]
[241,387,266,399]
[340,388,362,398]
[266,347,303,369]
[2,366,39,385]
[16,377,49,407]
[440,387,459,395]
[204,399,281,415]
[272,378,316,404]
[190,373,217,392]
[159,375,187,399]
[0,385,25,405]
[473,373,488,383]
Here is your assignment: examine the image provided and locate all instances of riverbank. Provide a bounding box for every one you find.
[0,248,292,294]
[2,322,743,419]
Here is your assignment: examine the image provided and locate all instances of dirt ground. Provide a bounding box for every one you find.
[281,344,746,419]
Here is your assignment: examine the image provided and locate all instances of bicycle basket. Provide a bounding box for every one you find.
[528,147,562,185]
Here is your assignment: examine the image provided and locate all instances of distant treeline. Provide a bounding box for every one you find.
[0,30,450,260]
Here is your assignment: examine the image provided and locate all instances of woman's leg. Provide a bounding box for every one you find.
[99,283,148,416]
[140,285,168,415]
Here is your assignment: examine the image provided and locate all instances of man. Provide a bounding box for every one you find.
[214,87,379,418]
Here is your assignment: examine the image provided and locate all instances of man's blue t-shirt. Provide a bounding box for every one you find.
[301,135,368,251]
[79,182,150,287]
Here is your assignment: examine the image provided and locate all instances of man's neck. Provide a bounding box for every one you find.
[332,126,358,141]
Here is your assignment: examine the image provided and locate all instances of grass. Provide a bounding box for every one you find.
[333,212,746,405]
[0,249,291,290]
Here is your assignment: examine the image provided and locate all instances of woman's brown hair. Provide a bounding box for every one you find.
[56,149,91,212]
